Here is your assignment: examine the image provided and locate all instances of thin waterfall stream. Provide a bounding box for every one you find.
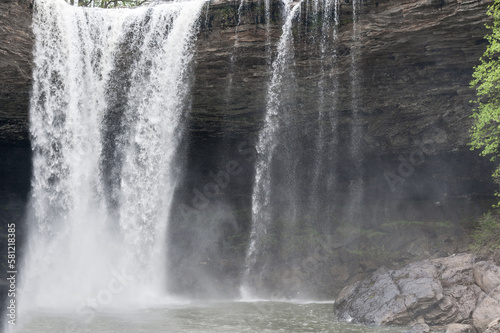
[345,0,364,223]
[241,0,303,299]
[241,0,355,299]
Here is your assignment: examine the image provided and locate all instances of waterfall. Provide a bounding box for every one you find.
[309,0,340,220]
[345,0,364,223]
[18,0,205,314]
[241,0,363,299]
[264,0,271,24]
[241,0,302,298]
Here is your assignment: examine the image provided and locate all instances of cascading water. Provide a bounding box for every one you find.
[309,0,340,219]
[17,0,205,317]
[241,0,303,298]
[241,0,364,299]
[345,0,364,223]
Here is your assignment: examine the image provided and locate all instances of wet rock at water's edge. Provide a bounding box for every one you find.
[334,253,500,332]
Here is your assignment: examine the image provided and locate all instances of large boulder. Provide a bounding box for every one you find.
[334,254,494,329]
[335,268,410,325]
[445,323,477,333]
[472,286,500,332]
[484,318,500,333]
[473,261,500,294]
[405,323,433,333]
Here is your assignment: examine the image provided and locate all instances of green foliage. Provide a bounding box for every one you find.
[66,0,147,8]
[470,212,500,253]
[381,220,426,228]
[336,224,387,239]
[338,220,454,264]
[380,220,452,229]
[348,244,395,262]
[214,6,238,28]
[470,0,500,202]
[335,220,451,242]
[261,218,322,260]
[224,232,249,255]
[281,223,321,257]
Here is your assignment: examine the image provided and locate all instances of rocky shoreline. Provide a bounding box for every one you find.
[334,252,500,333]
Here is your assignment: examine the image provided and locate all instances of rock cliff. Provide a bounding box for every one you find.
[0,0,33,145]
[190,0,492,152]
[1,0,495,152]
[184,0,496,208]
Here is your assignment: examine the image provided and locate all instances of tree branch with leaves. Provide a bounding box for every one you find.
[470,0,500,202]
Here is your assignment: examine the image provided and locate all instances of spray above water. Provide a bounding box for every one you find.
[19,0,205,315]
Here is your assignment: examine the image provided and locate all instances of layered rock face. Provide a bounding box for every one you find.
[2,0,495,148]
[0,0,33,145]
[334,253,500,332]
[0,0,33,261]
[192,0,493,153]
[1,0,495,194]
[184,0,496,213]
